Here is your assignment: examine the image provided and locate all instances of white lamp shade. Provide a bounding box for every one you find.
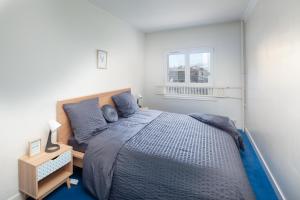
[48,120,61,132]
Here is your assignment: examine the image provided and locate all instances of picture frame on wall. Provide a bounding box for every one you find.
[29,139,41,157]
[97,50,108,69]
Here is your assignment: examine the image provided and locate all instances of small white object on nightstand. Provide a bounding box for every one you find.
[140,107,149,111]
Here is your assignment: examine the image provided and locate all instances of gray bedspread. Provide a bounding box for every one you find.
[189,113,245,151]
[83,110,254,200]
[83,110,162,199]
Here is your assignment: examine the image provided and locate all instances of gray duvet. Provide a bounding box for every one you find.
[83,110,254,200]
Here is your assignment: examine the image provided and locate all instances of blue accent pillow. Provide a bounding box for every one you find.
[112,92,139,117]
[63,98,108,144]
[102,105,118,123]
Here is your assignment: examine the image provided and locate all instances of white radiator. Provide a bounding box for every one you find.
[155,85,241,100]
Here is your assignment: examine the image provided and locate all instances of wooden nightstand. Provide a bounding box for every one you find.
[19,144,73,200]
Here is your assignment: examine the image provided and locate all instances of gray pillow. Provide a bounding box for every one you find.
[112,92,139,117]
[63,98,108,144]
[102,105,118,123]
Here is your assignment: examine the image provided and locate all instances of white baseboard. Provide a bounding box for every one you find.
[244,128,286,200]
[7,193,23,200]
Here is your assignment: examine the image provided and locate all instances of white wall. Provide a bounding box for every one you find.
[144,22,243,128]
[245,0,300,199]
[0,0,144,199]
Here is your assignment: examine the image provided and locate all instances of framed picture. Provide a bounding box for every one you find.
[97,50,108,69]
[29,139,41,157]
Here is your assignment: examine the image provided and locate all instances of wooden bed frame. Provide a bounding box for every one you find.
[56,88,131,168]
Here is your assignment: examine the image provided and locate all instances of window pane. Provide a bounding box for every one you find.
[190,53,210,83]
[168,54,185,83]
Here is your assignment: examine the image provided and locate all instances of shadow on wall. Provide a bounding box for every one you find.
[144,92,243,128]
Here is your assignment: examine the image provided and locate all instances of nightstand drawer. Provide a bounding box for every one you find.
[37,150,72,181]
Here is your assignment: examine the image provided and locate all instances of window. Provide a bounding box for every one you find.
[167,53,185,83]
[167,48,212,85]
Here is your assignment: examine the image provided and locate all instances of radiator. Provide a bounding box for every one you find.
[155,85,242,100]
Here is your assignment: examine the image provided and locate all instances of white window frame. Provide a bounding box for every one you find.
[165,47,214,87]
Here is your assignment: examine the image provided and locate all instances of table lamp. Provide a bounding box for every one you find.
[46,120,61,153]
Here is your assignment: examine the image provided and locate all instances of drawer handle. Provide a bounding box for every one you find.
[51,156,59,160]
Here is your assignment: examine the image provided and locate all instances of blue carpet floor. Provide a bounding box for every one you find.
[31,131,277,200]
[240,131,278,200]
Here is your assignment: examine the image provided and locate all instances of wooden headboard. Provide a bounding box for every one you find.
[56,88,131,144]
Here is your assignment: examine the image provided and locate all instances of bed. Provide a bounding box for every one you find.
[57,88,255,200]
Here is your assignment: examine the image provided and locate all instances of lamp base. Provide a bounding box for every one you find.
[45,131,60,153]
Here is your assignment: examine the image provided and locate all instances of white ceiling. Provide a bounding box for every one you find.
[90,0,252,33]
